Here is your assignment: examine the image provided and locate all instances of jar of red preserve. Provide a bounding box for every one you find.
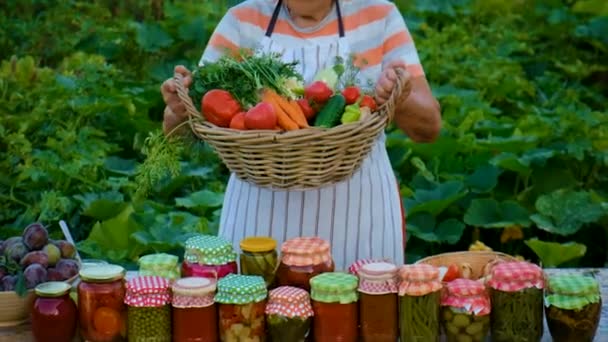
[182,235,238,280]
[358,262,399,342]
[172,277,219,342]
[276,237,334,291]
[31,281,78,342]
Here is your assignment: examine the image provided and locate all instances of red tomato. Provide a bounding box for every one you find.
[229,112,247,130]
[442,264,460,282]
[341,86,361,105]
[202,89,242,127]
[304,81,333,104]
[244,102,277,130]
[296,98,316,120]
[360,95,377,112]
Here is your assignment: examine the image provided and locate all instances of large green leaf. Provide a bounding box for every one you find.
[407,212,465,244]
[490,149,556,175]
[74,191,126,221]
[464,198,531,228]
[524,238,587,267]
[465,164,501,193]
[175,190,224,209]
[133,22,174,53]
[405,181,468,216]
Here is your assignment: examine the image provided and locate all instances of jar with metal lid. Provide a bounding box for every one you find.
[398,264,442,342]
[310,272,359,342]
[240,236,278,288]
[172,277,219,342]
[265,286,313,342]
[78,264,127,342]
[276,236,334,291]
[441,278,491,342]
[215,274,267,341]
[358,262,399,342]
[138,253,180,281]
[125,275,172,342]
[31,281,78,342]
[487,261,545,342]
[182,235,238,280]
[545,274,601,342]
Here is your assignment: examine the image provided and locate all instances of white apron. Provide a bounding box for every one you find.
[218,0,405,271]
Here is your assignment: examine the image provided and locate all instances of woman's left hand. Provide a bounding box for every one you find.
[374,60,412,105]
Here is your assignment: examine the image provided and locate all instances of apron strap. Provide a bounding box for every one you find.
[266,0,345,38]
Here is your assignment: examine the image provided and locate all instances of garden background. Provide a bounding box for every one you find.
[1,0,607,270]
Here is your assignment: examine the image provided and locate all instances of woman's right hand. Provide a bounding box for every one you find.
[161,65,192,135]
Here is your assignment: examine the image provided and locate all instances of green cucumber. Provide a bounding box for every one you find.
[314,94,346,128]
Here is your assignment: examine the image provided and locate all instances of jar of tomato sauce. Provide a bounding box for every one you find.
[441,279,491,342]
[31,281,78,342]
[172,277,219,342]
[215,274,267,341]
[125,275,172,342]
[276,237,334,291]
[310,272,359,342]
[358,262,399,342]
[78,264,127,342]
[182,235,238,280]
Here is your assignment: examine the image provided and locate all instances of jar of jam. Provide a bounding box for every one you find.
[310,272,358,342]
[399,264,442,342]
[31,281,78,342]
[215,274,267,341]
[78,264,127,342]
[441,279,491,342]
[182,235,238,280]
[172,277,219,342]
[265,286,313,342]
[358,262,399,342]
[276,236,334,291]
[138,252,180,281]
[545,274,601,342]
[487,261,545,342]
[240,236,278,288]
[125,275,172,342]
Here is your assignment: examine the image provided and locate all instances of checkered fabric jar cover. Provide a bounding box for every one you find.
[125,275,172,308]
[487,261,545,293]
[265,286,314,318]
[358,262,399,295]
[545,274,600,310]
[441,278,491,316]
[172,277,216,308]
[310,272,359,304]
[398,264,443,297]
[280,236,332,267]
[348,258,392,276]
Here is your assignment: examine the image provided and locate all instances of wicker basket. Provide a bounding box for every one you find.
[174,69,410,190]
[416,251,517,280]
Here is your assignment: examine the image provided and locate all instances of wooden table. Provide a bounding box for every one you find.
[2,268,606,341]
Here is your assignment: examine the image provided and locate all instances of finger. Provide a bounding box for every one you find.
[174,65,191,76]
[379,76,394,94]
[375,84,390,103]
[183,75,192,88]
[385,68,398,83]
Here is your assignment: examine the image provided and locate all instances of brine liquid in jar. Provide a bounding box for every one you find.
[357,262,399,342]
[125,275,172,342]
[239,236,278,288]
[265,286,313,342]
[182,235,238,280]
[440,278,491,342]
[31,282,78,342]
[172,277,219,342]
[276,236,334,291]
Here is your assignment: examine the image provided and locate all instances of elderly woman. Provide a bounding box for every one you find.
[161,0,441,270]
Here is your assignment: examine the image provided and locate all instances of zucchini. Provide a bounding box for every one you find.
[314,94,346,128]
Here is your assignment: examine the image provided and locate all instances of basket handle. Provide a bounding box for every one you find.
[174,71,204,121]
[380,67,412,124]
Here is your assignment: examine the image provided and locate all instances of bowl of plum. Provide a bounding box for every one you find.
[0,222,80,326]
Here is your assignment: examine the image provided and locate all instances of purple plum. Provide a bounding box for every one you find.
[20,251,49,268]
[5,242,27,263]
[23,264,47,289]
[55,259,79,280]
[46,267,64,281]
[53,240,76,259]
[2,275,17,291]
[0,237,21,255]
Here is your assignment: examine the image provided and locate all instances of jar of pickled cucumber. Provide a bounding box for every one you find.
[172,277,218,342]
[215,274,268,341]
[487,261,545,342]
[265,286,313,342]
[125,275,172,342]
[182,235,238,280]
[358,262,399,342]
[441,278,491,342]
[545,274,601,342]
[310,272,359,342]
[276,236,334,291]
[138,253,180,281]
[398,264,442,342]
[240,237,278,288]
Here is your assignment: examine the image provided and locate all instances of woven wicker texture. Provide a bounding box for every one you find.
[174,68,410,190]
[416,251,517,280]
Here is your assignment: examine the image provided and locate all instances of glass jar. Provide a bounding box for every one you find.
[276,237,334,291]
[265,286,313,342]
[358,262,399,342]
[545,274,601,342]
[172,277,219,342]
[31,282,78,342]
[215,274,268,341]
[398,264,442,342]
[138,253,180,281]
[182,235,238,280]
[310,272,359,342]
[125,275,172,342]
[441,279,491,342]
[240,236,278,288]
[488,261,545,342]
[78,264,127,342]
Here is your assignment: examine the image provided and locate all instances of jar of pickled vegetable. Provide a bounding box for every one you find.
[182,235,238,280]
[545,274,601,342]
[31,281,78,342]
[398,264,442,342]
[310,272,358,342]
[78,264,127,342]
[487,261,545,342]
[265,286,313,342]
[240,237,278,288]
[125,275,172,342]
[276,237,334,291]
[215,274,267,341]
[172,277,219,342]
[138,253,180,281]
[440,278,491,342]
[358,262,399,342]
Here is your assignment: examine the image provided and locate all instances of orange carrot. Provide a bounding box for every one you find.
[262,90,299,131]
[264,89,309,128]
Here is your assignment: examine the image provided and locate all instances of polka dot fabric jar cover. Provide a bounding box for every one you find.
[184,234,237,265]
[214,274,268,304]
[266,286,314,319]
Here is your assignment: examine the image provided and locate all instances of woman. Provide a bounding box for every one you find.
[161,0,441,270]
